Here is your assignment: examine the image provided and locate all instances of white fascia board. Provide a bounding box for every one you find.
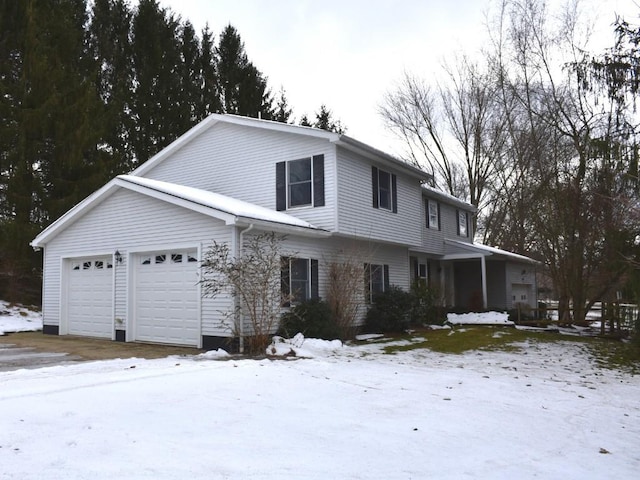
[441,253,488,261]
[31,179,122,248]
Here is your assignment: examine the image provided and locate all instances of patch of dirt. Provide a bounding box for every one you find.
[0,331,202,361]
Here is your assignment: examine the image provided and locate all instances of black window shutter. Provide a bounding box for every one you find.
[281,256,290,307]
[371,166,379,208]
[383,265,390,291]
[311,259,319,299]
[364,263,371,303]
[425,199,430,228]
[391,174,397,213]
[456,210,461,235]
[276,162,286,211]
[313,155,325,207]
[437,203,441,230]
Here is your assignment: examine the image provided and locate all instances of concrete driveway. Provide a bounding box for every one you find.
[0,332,203,372]
[0,342,83,372]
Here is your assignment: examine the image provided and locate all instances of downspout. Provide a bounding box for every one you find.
[480,255,488,310]
[237,223,254,354]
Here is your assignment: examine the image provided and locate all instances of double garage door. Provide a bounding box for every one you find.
[66,250,200,346]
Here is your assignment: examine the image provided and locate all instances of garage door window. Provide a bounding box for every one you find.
[171,253,183,263]
[141,251,198,266]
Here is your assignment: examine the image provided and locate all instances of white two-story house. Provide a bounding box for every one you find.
[31,114,537,349]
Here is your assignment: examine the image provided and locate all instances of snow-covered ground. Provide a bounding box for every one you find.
[1,311,639,479]
[0,300,42,335]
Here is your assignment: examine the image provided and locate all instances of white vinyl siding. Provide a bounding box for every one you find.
[142,122,336,230]
[337,147,422,246]
[421,201,474,254]
[41,189,234,340]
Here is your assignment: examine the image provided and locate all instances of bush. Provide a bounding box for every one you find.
[364,285,412,333]
[278,299,341,340]
[409,281,444,325]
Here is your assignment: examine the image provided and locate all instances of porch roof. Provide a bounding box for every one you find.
[442,239,538,264]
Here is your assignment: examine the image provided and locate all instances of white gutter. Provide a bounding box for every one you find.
[236,223,254,354]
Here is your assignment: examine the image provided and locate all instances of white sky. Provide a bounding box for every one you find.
[158,0,639,155]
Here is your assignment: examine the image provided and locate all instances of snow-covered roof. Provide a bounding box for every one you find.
[422,185,476,212]
[31,175,326,248]
[444,239,538,264]
[117,175,318,229]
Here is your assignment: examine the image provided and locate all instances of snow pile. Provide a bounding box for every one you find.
[195,349,230,360]
[447,311,513,326]
[0,301,42,335]
[267,333,343,358]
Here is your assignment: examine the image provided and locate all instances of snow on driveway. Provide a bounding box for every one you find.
[1,335,639,479]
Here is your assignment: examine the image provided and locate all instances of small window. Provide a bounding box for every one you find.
[290,258,310,303]
[458,211,468,237]
[95,260,104,269]
[171,253,183,263]
[187,253,198,263]
[288,158,312,207]
[72,262,80,271]
[141,256,151,265]
[378,170,392,210]
[364,263,389,303]
[427,200,439,229]
[418,264,427,279]
[155,254,166,264]
[83,261,92,270]
[106,261,113,269]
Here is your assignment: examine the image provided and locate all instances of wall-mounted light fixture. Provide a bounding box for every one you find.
[114,250,123,264]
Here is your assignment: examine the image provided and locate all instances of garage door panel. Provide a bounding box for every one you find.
[134,250,199,346]
[67,257,113,338]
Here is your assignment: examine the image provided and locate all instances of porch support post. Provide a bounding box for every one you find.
[480,255,488,309]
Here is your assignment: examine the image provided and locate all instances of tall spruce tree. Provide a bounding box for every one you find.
[216,24,273,118]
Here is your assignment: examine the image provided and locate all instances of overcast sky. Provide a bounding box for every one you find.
[158,0,638,155]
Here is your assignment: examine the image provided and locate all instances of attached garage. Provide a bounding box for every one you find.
[66,256,113,338]
[133,250,200,346]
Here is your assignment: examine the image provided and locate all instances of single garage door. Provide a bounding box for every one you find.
[134,250,199,346]
[67,257,113,338]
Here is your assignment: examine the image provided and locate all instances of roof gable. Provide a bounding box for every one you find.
[131,113,429,181]
[31,175,325,248]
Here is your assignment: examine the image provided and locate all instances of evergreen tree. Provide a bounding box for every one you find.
[199,25,222,117]
[272,86,293,123]
[130,0,185,164]
[299,104,346,133]
[88,0,135,174]
[216,24,272,118]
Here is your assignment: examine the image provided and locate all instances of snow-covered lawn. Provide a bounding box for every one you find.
[1,318,639,479]
[0,300,42,335]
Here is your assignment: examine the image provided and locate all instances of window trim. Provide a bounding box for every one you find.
[427,199,440,230]
[287,157,313,208]
[276,155,325,211]
[364,263,390,303]
[457,210,469,237]
[281,256,319,306]
[371,166,397,213]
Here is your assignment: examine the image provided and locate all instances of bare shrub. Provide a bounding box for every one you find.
[201,232,287,354]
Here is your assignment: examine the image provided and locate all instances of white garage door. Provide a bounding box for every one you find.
[134,250,199,346]
[67,257,113,338]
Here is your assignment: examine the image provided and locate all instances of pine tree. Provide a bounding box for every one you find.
[216,24,273,118]
[299,104,346,133]
[199,25,222,117]
[272,87,293,123]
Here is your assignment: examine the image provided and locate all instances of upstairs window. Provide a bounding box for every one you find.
[427,199,440,230]
[371,166,397,213]
[288,158,312,207]
[457,210,469,237]
[276,155,325,210]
